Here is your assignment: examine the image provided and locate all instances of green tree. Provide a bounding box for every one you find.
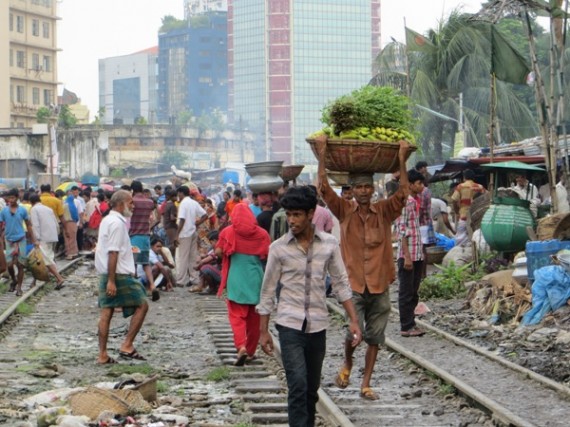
[372,10,538,162]
[177,109,194,125]
[159,149,189,170]
[134,116,148,125]
[159,15,187,33]
[58,105,77,128]
[36,106,51,124]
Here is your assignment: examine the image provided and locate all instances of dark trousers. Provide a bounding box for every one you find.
[276,324,326,427]
[76,225,84,251]
[397,258,424,331]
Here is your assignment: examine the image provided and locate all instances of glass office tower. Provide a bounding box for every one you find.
[228,0,380,165]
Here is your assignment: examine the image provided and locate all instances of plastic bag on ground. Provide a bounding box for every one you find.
[521,265,570,325]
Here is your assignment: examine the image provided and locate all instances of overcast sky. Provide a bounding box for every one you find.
[57,0,484,118]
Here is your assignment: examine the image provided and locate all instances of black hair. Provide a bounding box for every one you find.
[120,184,131,191]
[415,161,428,170]
[280,186,317,213]
[341,185,352,192]
[7,188,19,198]
[22,192,30,202]
[307,185,317,195]
[40,184,51,193]
[150,237,164,246]
[233,189,242,198]
[166,189,177,198]
[154,185,162,191]
[407,169,426,184]
[30,194,40,204]
[97,193,105,202]
[177,186,190,196]
[464,169,476,180]
[130,180,144,193]
[207,230,219,241]
[55,189,65,198]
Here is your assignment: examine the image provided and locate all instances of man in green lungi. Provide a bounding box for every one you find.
[95,190,149,364]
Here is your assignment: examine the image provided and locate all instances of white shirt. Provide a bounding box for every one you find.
[177,196,206,238]
[431,198,447,220]
[31,203,59,243]
[95,210,135,275]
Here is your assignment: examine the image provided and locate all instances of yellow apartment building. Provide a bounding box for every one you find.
[0,0,59,128]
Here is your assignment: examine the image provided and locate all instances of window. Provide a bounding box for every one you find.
[16,51,25,68]
[10,85,14,102]
[42,22,50,38]
[32,53,39,70]
[43,55,51,72]
[16,86,26,103]
[9,50,13,67]
[43,89,52,106]
[32,19,39,36]
[9,14,13,31]
[16,16,24,33]
[32,88,40,105]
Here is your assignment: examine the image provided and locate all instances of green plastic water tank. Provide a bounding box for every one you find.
[481,197,535,252]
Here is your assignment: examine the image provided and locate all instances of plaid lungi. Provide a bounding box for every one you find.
[98,274,147,318]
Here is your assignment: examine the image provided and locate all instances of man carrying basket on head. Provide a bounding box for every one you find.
[314,136,411,401]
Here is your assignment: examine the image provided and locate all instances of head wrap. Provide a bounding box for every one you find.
[215,203,270,297]
[349,173,374,186]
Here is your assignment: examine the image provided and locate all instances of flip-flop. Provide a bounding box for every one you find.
[151,289,160,302]
[97,356,118,365]
[360,387,379,401]
[55,282,65,290]
[119,349,147,361]
[335,365,351,389]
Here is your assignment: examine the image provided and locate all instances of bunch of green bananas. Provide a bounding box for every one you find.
[308,127,415,144]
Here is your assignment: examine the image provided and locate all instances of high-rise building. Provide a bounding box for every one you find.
[184,0,227,19]
[99,47,159,125]
[1,0,59,128]
[228,0,381,164]
[158,11,228,122]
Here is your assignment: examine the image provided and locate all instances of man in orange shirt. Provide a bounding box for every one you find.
[315,136,411,401]
[451,170,486,246]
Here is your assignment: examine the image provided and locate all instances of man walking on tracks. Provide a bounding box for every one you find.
[258,186,361,427]
[315,135,411,401]
[95,190,150,364]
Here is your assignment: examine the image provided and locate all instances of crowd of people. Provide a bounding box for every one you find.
[8,147,570,427]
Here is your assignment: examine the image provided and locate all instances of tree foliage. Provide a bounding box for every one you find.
[160,15,187,33]
[36,107,51,124]
[159,149,189,170]
[371,9,541,163]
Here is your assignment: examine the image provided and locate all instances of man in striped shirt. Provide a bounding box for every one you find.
[397,169,427,337]
[257,186,361,427]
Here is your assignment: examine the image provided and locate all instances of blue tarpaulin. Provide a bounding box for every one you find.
[521,265,570,325]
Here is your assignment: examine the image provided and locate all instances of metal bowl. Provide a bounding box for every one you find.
[245,161,284,177]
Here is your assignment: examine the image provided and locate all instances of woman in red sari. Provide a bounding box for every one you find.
[215,203,270,366]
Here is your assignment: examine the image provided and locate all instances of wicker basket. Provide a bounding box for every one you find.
[68,387,131,420]
[425,246,447,265]
[306,138,416,173]
[280,165,305,182]
[327,171,350,186]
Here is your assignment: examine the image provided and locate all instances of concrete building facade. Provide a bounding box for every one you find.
[228,0,381,164]
[184,0,227,18]
[1,0,59,128]
[99,47,159,125]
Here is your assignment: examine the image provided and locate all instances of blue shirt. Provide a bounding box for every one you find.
[0,206,28,242]
[249,204,262,218]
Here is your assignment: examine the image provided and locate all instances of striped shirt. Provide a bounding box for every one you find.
[129,194,154,236]
[397,195,423,261]
[256,228,353,333]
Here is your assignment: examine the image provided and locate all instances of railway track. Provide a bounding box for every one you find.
[0,260,567,426]
[0,257,83,330]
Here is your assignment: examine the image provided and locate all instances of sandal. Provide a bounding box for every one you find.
[234,348,248,367]
[401,326,426,337]
[15,290,23,297]
[97,356,118,365]
[55,281,65,291]
[151,289,160,302]
[360,387,379,401]
[335,365,351,389]
[119,349,147,361]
